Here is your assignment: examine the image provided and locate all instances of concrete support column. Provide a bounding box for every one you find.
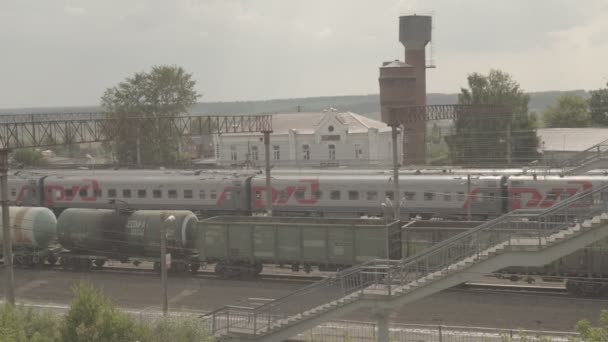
[263,131,273,216]
[374,311,390,342]
[391,126,400,220]
[0,149,15,305]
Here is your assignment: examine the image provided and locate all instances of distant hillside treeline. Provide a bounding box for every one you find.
[0,90,589,121]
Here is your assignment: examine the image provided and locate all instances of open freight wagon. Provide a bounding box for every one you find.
[197,216,402,278]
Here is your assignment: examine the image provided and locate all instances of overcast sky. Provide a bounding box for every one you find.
[1,0,607,108]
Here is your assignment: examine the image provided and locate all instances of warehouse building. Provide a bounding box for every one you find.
[213,109,401,168]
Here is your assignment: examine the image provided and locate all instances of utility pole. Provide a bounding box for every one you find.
[391,126,401,220]
[160,214,175,316]
[0,149,15,305]
[506,122,512,166]
[466,174,472,221]
[263,131,273,216]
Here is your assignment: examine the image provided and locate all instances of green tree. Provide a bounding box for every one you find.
[576,310,608,341]
[0,304,60,342]
[101,65,200,165]
[543,93,590,127]
[589,82,608,126]
[61,283,143,342]
[445,69,538,165]
[12,149,48,167]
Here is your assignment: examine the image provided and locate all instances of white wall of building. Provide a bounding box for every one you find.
[213,111,402,168]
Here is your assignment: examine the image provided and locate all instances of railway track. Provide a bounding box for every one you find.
[14,263,326,283]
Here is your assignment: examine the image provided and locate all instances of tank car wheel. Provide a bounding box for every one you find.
[94,259,106,269]
[190,263,201,274]
[215,262,227,278]
[47,254,58,266]
[254,262,263,276]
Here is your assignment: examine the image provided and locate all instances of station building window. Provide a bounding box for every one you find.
[168,190,177,199]
[302,144,310,160]
[273,145,280,160]
[328,144,336,160]
[153,190,162,198]
[250,146,259,161]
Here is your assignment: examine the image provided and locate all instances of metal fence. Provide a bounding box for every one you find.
[288,321,579,342]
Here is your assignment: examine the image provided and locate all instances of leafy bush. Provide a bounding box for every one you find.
[0,282,213,342]
[0,304,59,342]
[61,283,143,342]
[12,149,48,167]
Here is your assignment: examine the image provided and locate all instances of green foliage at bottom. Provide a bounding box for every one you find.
[0,283,212,342]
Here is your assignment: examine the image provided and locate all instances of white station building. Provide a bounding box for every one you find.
[213,109,402,168]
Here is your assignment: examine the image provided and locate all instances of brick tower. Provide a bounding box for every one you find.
[379,15,432,165]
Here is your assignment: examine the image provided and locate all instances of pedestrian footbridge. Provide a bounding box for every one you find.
[203,183,608,342]
[560,138,608,175]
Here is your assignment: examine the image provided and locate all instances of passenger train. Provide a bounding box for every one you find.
[6,169,607,220]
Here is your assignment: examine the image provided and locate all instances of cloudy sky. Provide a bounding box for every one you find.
[1,0,607,108]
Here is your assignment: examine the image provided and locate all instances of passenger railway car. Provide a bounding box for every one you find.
[6,169,608,220]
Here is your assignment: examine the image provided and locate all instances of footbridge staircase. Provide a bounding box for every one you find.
[559,138,608,175]
[203,183,608,342]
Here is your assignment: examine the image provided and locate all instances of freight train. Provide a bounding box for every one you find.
[0,206,401,278]
[6,169,608,220]
[4,205,608,293]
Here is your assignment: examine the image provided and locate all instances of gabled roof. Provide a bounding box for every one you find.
[266,111,392,135]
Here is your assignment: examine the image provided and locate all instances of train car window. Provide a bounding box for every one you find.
[184,190,193,199]
[443,192,451,201]
[476,194,483,202]
[456,192,465,201]
[295,190,305,200]
[225,191,232,200]
[313,190,323,200]
[210,190,217,200]
[546,191,558,201]
[94,189,102,198]
[488,192,496,202]
[404,192,415,201]
[153,190,162,198]
[108,189,117,198]
[168,190,177,199]
[79,188,87,197]
[424,192,435,201]
[385,191,394,200]
[254,190,261,200]
[366,191,378,201]
[10,188,16,197]
[122,189,131,198]
[199,190,206,199]
[330,190,341,200]
[65,189,74,197]
[137,189,146,198]
[348,191,359,200]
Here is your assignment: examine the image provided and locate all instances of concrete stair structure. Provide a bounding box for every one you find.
[203,184,608,342]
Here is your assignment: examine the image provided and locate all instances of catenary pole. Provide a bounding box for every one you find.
[0,149,15,305]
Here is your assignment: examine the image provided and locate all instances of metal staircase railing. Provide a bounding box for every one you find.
[557,138,608,174]
[203,182,608,339]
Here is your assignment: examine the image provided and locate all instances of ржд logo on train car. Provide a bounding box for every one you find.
[509,180,592,209]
